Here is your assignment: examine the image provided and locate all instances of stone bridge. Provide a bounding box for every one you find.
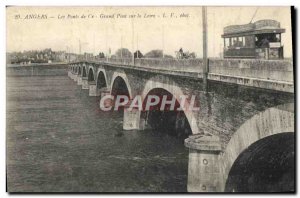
[68,58,294,192]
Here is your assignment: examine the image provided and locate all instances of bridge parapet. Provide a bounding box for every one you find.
[92,58,293,82]
[107,58,133,65]
[76,58,292,82]
[134,58,203,72]
[97,58,204,73]
[72,57,294,93]
[209,59,293,82]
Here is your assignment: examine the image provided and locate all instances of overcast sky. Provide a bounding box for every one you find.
[7,6,293,58]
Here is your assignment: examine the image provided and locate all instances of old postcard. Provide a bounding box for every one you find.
[6,6,294,193]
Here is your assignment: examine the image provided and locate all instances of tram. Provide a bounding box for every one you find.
[222,20,285,59]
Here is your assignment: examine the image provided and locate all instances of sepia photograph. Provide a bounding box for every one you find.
[5,5,295,193]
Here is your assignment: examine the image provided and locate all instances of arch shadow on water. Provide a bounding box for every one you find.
[141,88,193,140]
[78,67,81,76]
[96,71,107,90]
[111,76,130,114]
[88,68,95,82]
[82,66,87,77]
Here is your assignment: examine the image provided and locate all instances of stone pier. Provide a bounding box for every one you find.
[88,81,99,96]
[123,108,140,130]
[81,77,89,89]
[77,76,83,85]
[99,90,113,110]
[123,99,149,130]
[98,87,109,97]
[73,74,78,82]
[184,133,222,192]
[69,72,74,80]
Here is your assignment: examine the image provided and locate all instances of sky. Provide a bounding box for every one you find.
[6,6,293,58]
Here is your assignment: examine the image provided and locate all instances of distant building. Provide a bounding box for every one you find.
[6,49,84,65]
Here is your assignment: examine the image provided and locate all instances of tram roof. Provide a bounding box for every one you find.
[222,19,285,38]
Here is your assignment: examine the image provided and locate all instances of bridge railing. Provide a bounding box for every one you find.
[103,58,204,73]
[134,58,204,72]
[80,57,293,83]
[107,58,133,65]
[209,59,293,82]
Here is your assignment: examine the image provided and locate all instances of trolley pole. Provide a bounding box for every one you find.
[202,6,208,92]
[106,26,108,62]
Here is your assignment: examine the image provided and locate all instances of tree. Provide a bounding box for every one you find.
[114,48,132,58]
[189,52,196,59]
[134,50,143,58]
[144,50,163,58]
[98,52,105,58]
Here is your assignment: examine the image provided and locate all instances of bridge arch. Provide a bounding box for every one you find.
[110,71,132,99]
[88,66,96,82]
[82,65,87,77]
[221,103,294,191]
[78,66,81,76]
[96,68,108,90]
[141,76,200,135]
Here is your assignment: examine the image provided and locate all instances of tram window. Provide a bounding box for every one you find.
[225,38,230,48]
[237,37,245,47]
[245,36,254,48]
[256,33,281,48]
[233,37,245,47]
[232,37,237,47]
[275,34,281,42]
[237,37,241,47]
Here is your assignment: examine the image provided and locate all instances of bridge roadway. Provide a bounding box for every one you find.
[68,58,294,192]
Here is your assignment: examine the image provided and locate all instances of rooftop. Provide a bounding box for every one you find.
[222,19,285,37]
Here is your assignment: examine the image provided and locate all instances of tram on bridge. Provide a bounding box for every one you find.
[222,19,285,59]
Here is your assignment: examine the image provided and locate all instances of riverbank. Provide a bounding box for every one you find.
[6,63,68,76]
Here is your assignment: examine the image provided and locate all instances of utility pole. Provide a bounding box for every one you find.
[69,46,72,62]
[162,25,165,58]
[78,39,81,55]
[79,39,88,60]
[212,11,215,57]
[202,6,208,92]
[66,46,68,63]
[121,35,123,59]
[93,32,95,60]
[136,33,139,58]
[106,25,108,62]
[131,18,135,65]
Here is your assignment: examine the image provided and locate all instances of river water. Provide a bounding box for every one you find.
[7,75,189,192]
